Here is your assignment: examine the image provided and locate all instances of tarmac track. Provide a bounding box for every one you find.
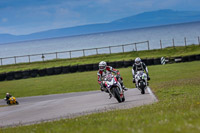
[0,88,157,127]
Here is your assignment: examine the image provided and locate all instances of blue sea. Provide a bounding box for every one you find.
[0,21,200,65]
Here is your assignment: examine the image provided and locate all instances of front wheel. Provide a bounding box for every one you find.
[113,87,122,103]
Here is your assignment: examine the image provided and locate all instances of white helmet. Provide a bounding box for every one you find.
[6,93,9,96]
[99,61,107,71]
[135,57,141,65]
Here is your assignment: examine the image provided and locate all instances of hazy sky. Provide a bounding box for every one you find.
[0,0,200,35]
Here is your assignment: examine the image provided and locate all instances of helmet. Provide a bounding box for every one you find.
[6,93,9,96]
[135,57,141,65]
[99,61,107,71]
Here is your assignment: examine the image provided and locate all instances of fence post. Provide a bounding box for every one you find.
[184,37,187,46]
[172,38,175,48]
[109,46,111,54]
[69,51,72,59]
[42,54,45,61]
[147,41,150,50]
[160,40,162,49]
[83,49,85,56]
[198,36,200,46]
[28,55,31,63]
[14,56,16,64]
[96,48,98,55]
[0,58,2,65]
[56,52,58,59]
[122,45,124,53]
[134,43,137,51]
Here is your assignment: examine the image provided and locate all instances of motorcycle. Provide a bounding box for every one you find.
[135,71,148,94]
[102,74,125,103]
[4,96,19,105]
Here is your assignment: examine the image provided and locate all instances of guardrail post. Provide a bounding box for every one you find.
[147,41,150,50]
[198,36,200,46]
[184,37,187,46]
[122,45,124,53]
[83,49,85,56]
[96,48,98,55]
[14,56,17,64]
[69,51,72,59]
[134,43,137,51]
[160,40,162,49]
[42,54,45,61]
[56,52,58,59]
[172,38,175,48]
[28,55,31,63]
[109,46,111,54]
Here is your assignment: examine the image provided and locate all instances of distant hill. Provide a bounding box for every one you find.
[1,9,200,44]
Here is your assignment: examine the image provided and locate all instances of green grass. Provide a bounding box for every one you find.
[1,61,200,133]
[0,44,200,73]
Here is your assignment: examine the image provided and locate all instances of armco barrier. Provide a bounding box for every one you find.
[1,54,200,82]
[38,69,46,76]
[0,73,6,81]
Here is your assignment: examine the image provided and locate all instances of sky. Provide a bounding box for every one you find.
[0,0,200,35]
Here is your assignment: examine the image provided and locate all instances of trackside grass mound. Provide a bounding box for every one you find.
[0,44,200,73]
[1,61,200,133]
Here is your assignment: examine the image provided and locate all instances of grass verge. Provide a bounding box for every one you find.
[1,61,200,132]
[0,44,200,73]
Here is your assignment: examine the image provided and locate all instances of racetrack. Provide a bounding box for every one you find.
[0,88,157,127]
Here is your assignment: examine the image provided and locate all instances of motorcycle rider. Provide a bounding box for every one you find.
[5,93,12,101]
[132,57,150,84]
[97,61,127,97]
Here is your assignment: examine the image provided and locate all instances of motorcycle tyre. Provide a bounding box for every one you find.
[113,87,122,103]
[16,101,19,105]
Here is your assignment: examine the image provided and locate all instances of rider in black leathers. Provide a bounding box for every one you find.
[132,57,150,83]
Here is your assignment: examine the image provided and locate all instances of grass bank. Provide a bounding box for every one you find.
[0,44,200,73]
[1,61,200,132]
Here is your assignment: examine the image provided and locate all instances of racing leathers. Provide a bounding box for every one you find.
[97,66,126,92]
[132,62,150,83]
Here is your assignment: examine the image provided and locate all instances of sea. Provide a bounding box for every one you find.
[0,21,200,65]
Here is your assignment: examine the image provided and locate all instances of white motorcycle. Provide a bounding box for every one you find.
[102,74,125,103]
[135,71,148,94]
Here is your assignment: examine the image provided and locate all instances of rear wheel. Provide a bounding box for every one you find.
[16,101,19,105]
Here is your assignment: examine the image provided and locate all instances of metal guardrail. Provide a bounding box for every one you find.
[0,41,149,65]
[0,36,200,66]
